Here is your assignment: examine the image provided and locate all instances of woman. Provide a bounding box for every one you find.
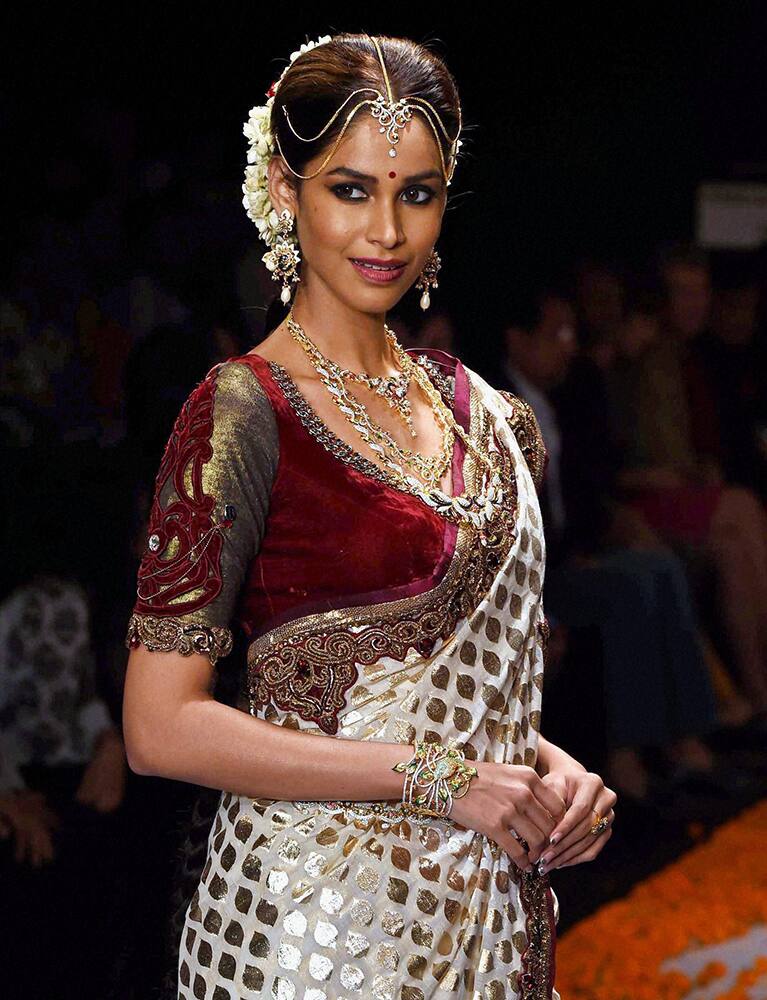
[122,33,616,999]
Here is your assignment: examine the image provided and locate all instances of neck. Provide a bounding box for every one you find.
[289,273,398,374]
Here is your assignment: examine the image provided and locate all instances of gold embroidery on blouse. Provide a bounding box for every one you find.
[246,380,521,733]
[125,613,233,666]
[498,390,547,492]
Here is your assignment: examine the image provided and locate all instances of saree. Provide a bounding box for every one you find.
[170,358,559,1000]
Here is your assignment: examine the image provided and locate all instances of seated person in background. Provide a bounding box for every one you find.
[0,574,125,860]
[0,489,127,998]
[698,267,767,500]
[617,243,767,722]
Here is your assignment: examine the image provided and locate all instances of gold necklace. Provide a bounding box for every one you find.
[285,311,508,529]
[287,312,453,488]
[334,362,415,436]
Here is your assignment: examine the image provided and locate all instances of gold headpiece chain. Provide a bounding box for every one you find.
[273,34,462,185]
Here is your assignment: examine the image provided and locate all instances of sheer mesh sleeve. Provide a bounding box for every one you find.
[125,361,279,666]
[497,389,549,494]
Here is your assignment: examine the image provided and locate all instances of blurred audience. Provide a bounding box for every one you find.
[614,244,767,718]
[495,277,756,803]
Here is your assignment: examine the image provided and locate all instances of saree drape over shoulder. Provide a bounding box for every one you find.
[126,346,560,1000]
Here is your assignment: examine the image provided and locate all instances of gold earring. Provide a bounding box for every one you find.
[415,248,441,310]
[262,208,301,304]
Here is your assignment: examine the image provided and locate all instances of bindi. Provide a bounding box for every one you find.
[388,170,397,178]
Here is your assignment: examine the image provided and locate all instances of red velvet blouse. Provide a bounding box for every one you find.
[125,346,470,666]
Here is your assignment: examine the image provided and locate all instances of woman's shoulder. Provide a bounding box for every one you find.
[404,344,461,373]
[153,357,280,497]
[181,356,279,436]
[466,376,549,492]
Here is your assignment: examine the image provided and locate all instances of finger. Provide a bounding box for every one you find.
[544,809,615,869]
[538,795,615,867]
[546,774,604,845]
[495,828,535,873]
[508,794,559,855]
[532,780,568,823]
[556,826,613,869]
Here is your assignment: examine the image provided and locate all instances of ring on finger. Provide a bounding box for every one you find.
[589,808,612,836]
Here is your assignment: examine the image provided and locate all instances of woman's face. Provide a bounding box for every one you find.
[268,113,447,314]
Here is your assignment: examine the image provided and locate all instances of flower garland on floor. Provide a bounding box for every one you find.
[555,799,767,1000]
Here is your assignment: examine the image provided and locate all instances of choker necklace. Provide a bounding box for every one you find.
[289,319,416,435]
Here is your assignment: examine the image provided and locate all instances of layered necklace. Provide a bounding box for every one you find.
[285,310,508,531]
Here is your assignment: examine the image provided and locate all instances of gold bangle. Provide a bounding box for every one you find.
[392,739,478,818]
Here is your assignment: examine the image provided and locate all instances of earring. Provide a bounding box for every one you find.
[414,248,441,310]
[262,208,301,304]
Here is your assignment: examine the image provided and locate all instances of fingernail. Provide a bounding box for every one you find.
[549,833,560,845]
[541,854,552,866]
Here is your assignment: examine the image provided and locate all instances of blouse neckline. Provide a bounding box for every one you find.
[239,348,471,505]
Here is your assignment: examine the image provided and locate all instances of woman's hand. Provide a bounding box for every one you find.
[530,764,617,873]
[448,762,567,874]
[74,728,127,813]
[0,789,60,867]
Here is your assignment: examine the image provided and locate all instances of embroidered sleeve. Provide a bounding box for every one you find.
[497,389,549,493]
[125,361,279,666]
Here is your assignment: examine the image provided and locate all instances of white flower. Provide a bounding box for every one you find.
[240,38,334,252]
[241,36,334,244]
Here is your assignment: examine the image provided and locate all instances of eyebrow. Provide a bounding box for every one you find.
[325,166,443,184]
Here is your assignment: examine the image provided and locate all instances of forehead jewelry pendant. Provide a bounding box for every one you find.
[370,94,414,157]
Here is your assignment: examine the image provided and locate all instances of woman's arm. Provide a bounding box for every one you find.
[123,644,413,802]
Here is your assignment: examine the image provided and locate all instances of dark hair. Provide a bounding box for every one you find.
[272,34,462,191]
[263,33,465,333]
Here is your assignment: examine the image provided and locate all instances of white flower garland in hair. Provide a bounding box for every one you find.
[241,34,333,257]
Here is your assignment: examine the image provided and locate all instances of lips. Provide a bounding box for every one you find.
[350,258,407,283]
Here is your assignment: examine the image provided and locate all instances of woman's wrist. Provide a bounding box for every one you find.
[535,734,584,778]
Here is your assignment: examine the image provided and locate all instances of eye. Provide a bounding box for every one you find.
[331,183,367,200]
[402,186,436,205]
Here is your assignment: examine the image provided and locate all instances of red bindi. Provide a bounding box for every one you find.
[388,170,397,178]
